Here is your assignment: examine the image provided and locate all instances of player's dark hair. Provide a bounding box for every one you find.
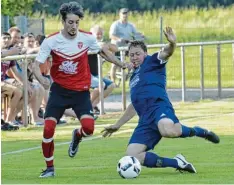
[128,41,147,52]
[59,1,84,21]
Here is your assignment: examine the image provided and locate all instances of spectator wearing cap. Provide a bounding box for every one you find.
[109,8,144,85]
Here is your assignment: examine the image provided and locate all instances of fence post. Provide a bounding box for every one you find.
[200,45,204,100]
[232,43,234,87]
[181,46,186,102]
[217,44,221,99]
[22,58,28,127]
[120,50,126,111]
[98,54,105,115]
[42,18,45,35]
[160,16,163,44]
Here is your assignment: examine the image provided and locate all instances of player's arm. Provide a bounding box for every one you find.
[158,27,177,61]
[101,103,136,137]
[31,60,50,90]
[105,43,118,53]
[31,38,51,90]
[99,46,125,69]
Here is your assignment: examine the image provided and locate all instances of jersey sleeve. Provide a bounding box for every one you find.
[35,39,51,64]
[148,51,168,67]
[109,22,117,36]
[88,35,101,53]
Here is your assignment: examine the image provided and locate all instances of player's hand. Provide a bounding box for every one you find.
[101,124,120,137]
[122,62,134,70]
[163,27,176,44]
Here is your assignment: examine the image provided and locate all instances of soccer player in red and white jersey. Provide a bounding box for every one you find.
[32,2,125,178]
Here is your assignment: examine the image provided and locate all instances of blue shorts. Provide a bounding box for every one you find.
[129,98,179,151]
[90,75,113,90]
[44,82,93,122]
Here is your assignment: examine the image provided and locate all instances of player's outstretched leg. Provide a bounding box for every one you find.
[143,152,196,173]
[194,126,220,143]
[180,124,220,144]
[68,116,94,158]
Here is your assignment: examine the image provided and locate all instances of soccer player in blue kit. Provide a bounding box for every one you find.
[101,27,220,173]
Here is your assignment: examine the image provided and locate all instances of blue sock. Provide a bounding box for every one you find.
[180,124,194,138]
[193,126,207,138]
[143,152,178,169]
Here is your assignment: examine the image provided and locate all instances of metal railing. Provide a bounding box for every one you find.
[1,40,234,126]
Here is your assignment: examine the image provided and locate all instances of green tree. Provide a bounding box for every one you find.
[1,0,35,16]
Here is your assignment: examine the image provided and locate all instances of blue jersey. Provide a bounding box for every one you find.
[129,51,172,116]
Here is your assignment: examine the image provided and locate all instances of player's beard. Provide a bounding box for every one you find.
[68,29,77,37]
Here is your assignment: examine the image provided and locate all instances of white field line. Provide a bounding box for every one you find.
[1,129,133,156]
[2,112,233,156]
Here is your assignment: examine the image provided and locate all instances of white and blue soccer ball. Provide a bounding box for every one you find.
[117,156,141,179]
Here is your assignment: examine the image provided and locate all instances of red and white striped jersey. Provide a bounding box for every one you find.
[36,30,101,91]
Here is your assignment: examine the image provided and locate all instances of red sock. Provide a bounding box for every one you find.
[42,119,56,167]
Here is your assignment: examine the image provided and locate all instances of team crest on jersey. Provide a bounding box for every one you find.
[59,61,78,74]
[78,42,83,49]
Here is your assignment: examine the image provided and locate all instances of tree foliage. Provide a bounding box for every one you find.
[2,0,234,16]
[1,0,35,16]
[31,0,234,15]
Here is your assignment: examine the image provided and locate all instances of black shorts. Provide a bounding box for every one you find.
[44,82,93,122]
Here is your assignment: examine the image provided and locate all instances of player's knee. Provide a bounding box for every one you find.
[126,150,144,164]
[43,118,57,139]
[158,118,181,138]
[160,126,181,137]
[80,116,94,136]
[162,129,181,137]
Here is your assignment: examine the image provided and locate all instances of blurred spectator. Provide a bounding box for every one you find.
[89,25,116,114]
[1,32,21,57]
[8,27,22,47]
[6,30,45,125]
[109,8,144,84]
[1,32,33,127]
[24,32,35,49]
[22,32,45,125]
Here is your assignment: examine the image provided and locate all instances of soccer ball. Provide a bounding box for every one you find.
[117,156,141,179]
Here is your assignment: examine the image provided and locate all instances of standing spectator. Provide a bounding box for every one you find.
[109,8,144,85]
